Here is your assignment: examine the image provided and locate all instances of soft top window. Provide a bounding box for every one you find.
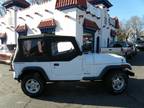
[51,41,75,56]
[20,38,47,57]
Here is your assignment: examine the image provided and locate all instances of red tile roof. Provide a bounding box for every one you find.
[38,19,56,29]
[83,19,99,31]
[16,24,28,32]
[55,0,87,10]
[0,33,7,38]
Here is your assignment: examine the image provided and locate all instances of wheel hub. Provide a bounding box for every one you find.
[112,75,125,91]
[25,79,40,94]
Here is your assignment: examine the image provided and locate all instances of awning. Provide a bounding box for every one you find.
[110,29,116,37]
[38,19,56,29]
[0,33,7,38]
[2,0,30,9]
[83,19,99,31]
[55,0,87,10]
[16,24,28,33]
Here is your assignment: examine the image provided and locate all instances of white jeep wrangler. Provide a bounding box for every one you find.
[12,34,134,97]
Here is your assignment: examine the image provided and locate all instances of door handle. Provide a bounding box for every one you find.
[54,63,59,66]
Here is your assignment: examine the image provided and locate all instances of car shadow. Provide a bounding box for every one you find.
[35,78,144,108]
[127,51,144,66]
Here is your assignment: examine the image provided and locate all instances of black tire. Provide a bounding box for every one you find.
[104,71,128,95]
[21,74,45,97]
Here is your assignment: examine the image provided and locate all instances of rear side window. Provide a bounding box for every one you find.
[21,39,46,57]
[50,40,79,61]
[51,42,74,56]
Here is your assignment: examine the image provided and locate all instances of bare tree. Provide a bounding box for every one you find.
[118,16,144,42]
[117,22,128,41]
[126,16,144,37]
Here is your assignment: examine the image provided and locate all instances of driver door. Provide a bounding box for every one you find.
[50,39,82,80]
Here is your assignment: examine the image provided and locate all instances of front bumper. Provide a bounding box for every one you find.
[121,64,135,76]
[123,68,135,76]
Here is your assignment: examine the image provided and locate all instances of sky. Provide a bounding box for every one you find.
[109,0,144,21]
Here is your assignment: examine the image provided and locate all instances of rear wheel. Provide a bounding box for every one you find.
[104,71,128,94]
[21,74,45,97]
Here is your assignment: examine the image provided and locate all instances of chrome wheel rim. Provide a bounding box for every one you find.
[25,79,40,94]
[112,75,125,91]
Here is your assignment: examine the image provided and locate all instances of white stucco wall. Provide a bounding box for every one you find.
[76,2,102,51]
[98,6,115,48]
[17,0,77,37]
[0,0,117,50]
[0,11,16,45]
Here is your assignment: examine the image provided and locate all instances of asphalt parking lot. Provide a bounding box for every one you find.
[0,52,144,108]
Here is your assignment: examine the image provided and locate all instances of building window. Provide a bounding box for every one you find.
[28,0,51,5]
[107,38,110,47]
[83,34,94,53]
[0,33,7,44]
[18,31,28,37]
[40,28,55,34]
[1,38,7,44]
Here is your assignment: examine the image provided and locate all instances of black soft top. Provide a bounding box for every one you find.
[18,34,76,40]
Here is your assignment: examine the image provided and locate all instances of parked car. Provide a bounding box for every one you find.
[128,43,138,56]
[12,34,134,97]
[0,45,15,64]
[101,41,134,58]
[135,40,144,51]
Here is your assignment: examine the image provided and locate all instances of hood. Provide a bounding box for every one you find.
[94,53,126,64]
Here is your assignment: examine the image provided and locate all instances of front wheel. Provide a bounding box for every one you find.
[21,75,45,97]
[104,71,128,94]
